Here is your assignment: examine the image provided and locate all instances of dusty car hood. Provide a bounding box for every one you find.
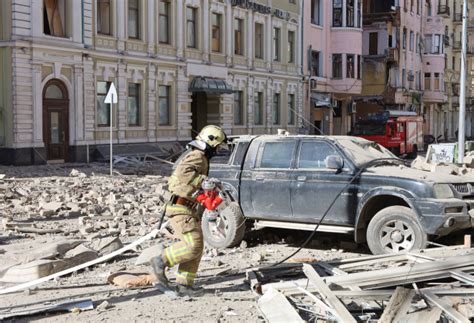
[363,166,474,184]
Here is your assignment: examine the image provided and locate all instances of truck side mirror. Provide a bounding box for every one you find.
[325,155,344,170]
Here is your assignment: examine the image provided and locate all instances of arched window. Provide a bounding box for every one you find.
[44,80,68,100]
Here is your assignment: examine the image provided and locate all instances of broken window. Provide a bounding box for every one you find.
[127,83,140,126]
[311,50,321,77]
[97,81,111,127]
[159,85,171,126]
[128,0,140,39]
[97,0,111,35]
[369,32,378,55]
[44,0,66,37]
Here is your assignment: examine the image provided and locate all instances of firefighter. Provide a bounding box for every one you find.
[150,125,227,295]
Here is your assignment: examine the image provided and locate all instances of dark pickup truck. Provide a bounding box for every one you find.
[203,135,474,254]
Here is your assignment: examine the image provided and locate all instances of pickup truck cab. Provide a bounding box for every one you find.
[204,135,474,254]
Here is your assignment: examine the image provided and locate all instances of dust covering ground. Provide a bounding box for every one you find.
[0,162,462,322]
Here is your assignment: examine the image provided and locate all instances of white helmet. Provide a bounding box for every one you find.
[196,125,227,148]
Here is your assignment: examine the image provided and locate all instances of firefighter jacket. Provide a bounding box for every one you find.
[167,148,209,201]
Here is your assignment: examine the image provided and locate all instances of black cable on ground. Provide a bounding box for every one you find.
[264,157,406,269]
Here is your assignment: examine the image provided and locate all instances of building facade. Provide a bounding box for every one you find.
[303,0,363,135]
[0,0,303,165]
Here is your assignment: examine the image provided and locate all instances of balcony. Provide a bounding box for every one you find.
[438,5,450,17]
[453,13,462,24]
[385,48,399,63]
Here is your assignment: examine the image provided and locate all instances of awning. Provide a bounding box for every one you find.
[189,77,234,94]
[311,92,332,108]
[352,95,384,103]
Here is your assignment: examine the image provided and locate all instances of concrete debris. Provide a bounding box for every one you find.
[96,300,113,311]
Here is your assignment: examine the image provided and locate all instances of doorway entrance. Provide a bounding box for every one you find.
[191,92,208,136]
[43,80,69,162]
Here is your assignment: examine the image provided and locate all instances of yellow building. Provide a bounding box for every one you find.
[0,0,303,165]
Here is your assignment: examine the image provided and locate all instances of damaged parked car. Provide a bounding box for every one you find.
[203,135,474,255]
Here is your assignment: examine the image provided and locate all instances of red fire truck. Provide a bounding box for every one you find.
[353,111,423,158]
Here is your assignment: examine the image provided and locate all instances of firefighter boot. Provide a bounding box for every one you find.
[150,256,169,287]
[175,284,205,297]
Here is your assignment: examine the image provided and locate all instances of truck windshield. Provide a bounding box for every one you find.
[336,138,397,166]
[352,123,386,136]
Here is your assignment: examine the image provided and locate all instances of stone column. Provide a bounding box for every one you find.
[31,1,42,38]
[225,3,233,65]
[203,0,210,61]
[176,0,184,58]
[74,66,85,143]
[266,78,273,132]
[176,66,192,140]
[116,0,126,51]
[266,15,272,69]
[247,11,253,68]
[117,63,127,142]
[71,0,83,43]
[247,77,255,133]
[219,94,234,134]
[83,57,96,142]
[32,64,43,146]
[147,0,155,55]
[147,64,157,141]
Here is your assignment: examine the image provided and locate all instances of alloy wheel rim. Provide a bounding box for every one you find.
[379,219,415,253]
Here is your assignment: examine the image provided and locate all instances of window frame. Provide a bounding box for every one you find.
[332,53,342,79]
[288,30,295,63]
[273,93,281,125]
[158,85,172,126]
[234,18,244,56]
[333,0,343,27]
[273,27,281,62]
[96,81,112,127]
[211,12,222,53]
[297,140,342,170]
[128,0,140,40]
[288,94,295,125]
[311,0,321,25]
[258,140,297,170]
[127,83,141,127]
[234,91,244,126]
[158,0,171,44]
[254,92,264,125]
[255,23,264,59]
[186,6,197,49]
[97,0,112,36]
[346,54,355,78]
[311,50,321,77]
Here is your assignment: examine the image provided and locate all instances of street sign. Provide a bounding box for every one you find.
[105,82,117,176]
[104,83,118,104]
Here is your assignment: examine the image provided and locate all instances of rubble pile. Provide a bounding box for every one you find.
[0,166,169,239]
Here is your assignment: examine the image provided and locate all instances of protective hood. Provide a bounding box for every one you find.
[187,140,207,151]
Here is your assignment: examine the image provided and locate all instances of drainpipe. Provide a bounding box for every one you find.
[458,0,467,162]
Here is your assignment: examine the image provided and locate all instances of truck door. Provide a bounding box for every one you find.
[239,139,297,220]
[290,140,356,225]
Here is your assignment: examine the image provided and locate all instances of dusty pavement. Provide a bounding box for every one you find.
[0,162,462,322]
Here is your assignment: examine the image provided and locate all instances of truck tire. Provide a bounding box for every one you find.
[366,206,427,255]
[202,202,246,249]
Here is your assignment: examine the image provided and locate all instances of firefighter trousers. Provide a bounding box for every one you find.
[161,204,204,286]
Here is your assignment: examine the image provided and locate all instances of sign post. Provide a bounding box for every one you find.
[104,83,118,176]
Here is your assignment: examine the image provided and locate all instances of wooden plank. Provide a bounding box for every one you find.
[422,291,470,323]
[257,287,304,323]
[378,287,415,323]
[326,254,474,288]
[302,264,356,323]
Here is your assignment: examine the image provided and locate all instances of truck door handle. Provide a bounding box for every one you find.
[255,176,265,181]
[297,176,307,182]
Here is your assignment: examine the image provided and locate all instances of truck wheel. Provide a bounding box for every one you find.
[366,206,427,255]
[202,202,246,249]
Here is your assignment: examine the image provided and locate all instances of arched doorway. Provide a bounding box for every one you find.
[43,80,69,162]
